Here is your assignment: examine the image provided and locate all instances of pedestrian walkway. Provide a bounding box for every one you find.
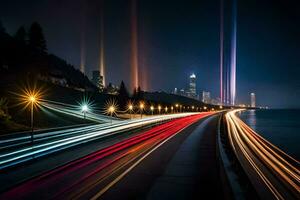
[146,115,222,199]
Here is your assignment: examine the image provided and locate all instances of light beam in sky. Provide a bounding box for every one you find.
[130,0,139,91]
[99,1,105,86]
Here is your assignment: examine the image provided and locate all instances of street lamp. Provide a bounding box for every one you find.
[139,102,144,118]
[104,98,118,125]
[150,105,154,115]
[171,106,174,113]
[158,105,162,115]
[108,105,115,124]
[81,104,88,120]
[127,103,134,119]
[28,95,36,144]
[165,106,168,113]
[175,104,179,112]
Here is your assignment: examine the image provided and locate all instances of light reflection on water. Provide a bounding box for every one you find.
[238,109,300,161]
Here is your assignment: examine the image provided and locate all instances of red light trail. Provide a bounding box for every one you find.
[0,113,212,200]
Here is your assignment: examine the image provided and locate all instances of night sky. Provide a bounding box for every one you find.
[1,0,299,108]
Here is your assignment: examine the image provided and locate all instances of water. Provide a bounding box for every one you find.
[238,109,300,161]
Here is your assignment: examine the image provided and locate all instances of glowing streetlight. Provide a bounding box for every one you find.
[192,106,195,111]
[104,99,118,125]
[158,105,162,114]
[28,95,37,144]
[165,106,168,113]
[171,106,174,113]
[127,103,134,119]
[150,105,154,115]
[108,105,115,124]
[203,106,207,110]
[219,105,223,109]
[139,102,145,118]
[81,104,88,119]
[175,104,179,112]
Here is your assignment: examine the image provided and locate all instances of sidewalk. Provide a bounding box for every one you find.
[146,115,222,199]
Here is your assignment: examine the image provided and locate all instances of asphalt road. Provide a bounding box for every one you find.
[0,113,214,200]
[100,114,222,200]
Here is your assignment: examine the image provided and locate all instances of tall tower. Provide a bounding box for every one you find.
[250,93,256,107]
[220,0,237,105]
[189,73,196,98]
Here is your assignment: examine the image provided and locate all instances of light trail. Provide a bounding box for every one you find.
[225,110,300,199]
[0,113,212,200]
[0,107,205,170]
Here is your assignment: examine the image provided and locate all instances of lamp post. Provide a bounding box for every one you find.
[81,104,88,119]
[108,106,115,125]
[158,105,161,115]
[128,104,133,119]
[29,95,36,144]
[150,105,154,115]
[175,104,179,112]
[171,106,174,113]
[139,102,144,119]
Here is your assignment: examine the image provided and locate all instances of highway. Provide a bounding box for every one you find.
[0,112,203,170]
[1,109,298,200]
[0,113,213,200]
[225,110,300,200]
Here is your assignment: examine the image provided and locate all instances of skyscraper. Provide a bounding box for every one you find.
[91,70,104,91]
[251,92,256,107]
[220,0,237,105]
[202,91,211,103]
[189,73,196,98]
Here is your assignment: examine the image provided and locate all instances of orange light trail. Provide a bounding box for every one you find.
[225,110,300,199]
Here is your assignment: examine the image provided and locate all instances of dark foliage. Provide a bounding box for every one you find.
[117,81,129,110]
[28,22,47,56]
[0,21,95,90]
[132,86,144,101]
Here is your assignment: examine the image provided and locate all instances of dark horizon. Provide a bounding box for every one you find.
[1,0,299,108]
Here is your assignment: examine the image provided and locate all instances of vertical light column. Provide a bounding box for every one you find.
[230,0,237,105]
[99,1,105,86]
[220,0,224,104]
[80,2,86,75]
[131,0,139,91]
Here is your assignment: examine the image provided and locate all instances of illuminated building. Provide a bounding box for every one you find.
[251,92,256,107]
[202,91,211,103]
[189,73,196,98]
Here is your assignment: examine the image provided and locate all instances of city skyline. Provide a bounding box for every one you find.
[0,1,299,199]
[1,0,299,108]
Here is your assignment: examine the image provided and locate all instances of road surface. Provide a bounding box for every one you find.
[1,113,221,200]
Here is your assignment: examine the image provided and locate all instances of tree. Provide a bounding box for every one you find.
[29,22,47,55]
[118,81,129,110]
[0,20,5,34]
[14,26,26,42]
[132,86,143,101]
